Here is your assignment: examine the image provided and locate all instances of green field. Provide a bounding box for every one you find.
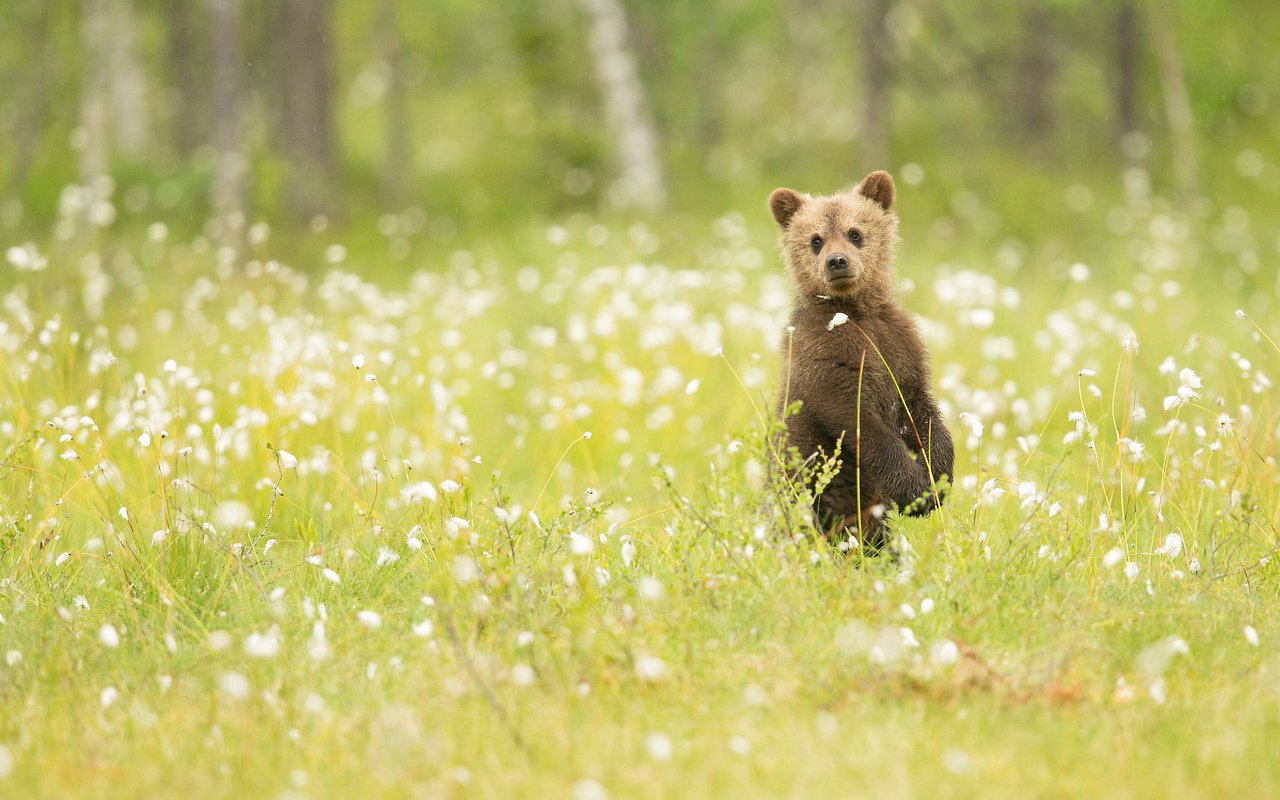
[1,179,1277,797]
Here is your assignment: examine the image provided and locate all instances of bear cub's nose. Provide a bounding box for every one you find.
[826,252,851,277]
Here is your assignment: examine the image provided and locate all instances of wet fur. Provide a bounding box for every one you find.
[771,171,954,551]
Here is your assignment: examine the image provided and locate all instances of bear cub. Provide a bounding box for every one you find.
[770,171,954,551]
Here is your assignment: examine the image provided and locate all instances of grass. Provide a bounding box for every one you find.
[0,177,1278,798]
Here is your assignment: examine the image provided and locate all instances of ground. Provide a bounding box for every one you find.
[0,196,1277,798]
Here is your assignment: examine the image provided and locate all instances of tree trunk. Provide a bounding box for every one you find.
[860,0,892,172]
[211,0,247,244]
[79,0,111,182]
[1148,0,1199,201]
[1015,0,1055,151]
[106,0,151,158]
[169,0,210,158]
[377,0,410,210]
[577,0,666,213]
[280,0,339,222]
[1114,0,1141,144]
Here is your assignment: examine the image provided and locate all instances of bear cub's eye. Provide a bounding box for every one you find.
[810,235,823,253]
[847,229,863,246]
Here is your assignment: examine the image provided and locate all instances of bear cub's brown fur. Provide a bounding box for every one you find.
[770,171,953,551]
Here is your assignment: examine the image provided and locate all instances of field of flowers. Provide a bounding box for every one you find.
[1,174,1278,797]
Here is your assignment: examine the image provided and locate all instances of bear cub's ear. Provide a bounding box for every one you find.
[856,171,895,212]
[768,188,805,229]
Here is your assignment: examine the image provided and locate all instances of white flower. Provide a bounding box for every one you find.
[1216,414,1235,435]
[511,663,536,686]
[98,624,120,649]
[357,610,382,629]
[412,620,433,637]
[400,482,437,504]
[376,547,400,567]
[1155,533,1183,560]
[1123,562,1140,581]
[826,312,849,331]
[1244,626,1260,647]
[634,654,667,682]
[931,640,959,666]
[439,479,461,493]
[277,450,298,469]
[321,568,341,585]
[1121,331,1139,355]
[244,630,280,658]
[569,532,594,555]
[1103,547,1125,569]
[138,432,151,447]
[351,354,365,370]
[646,733,674,762]
[219,671,251,700]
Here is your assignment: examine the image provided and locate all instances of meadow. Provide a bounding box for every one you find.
[1,166,1278,798]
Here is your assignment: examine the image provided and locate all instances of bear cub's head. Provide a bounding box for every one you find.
[768,171,898,305]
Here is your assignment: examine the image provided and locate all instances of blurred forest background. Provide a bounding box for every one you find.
[0,0,1277,274]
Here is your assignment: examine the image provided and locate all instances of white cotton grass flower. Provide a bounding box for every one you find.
[572,779,609,800]
[511,663,536,686]
[634,654,667,682]
[1217,414,1235,436]
[351,354,365,370]
[826,312,849,331]
[400,481,437,504]
[646,732,674,762]
[930,640,959,667]
[98,624,120,649]
[1123,562,1140,581]
[357,610,382,629]
[321,568,341,585]
[219,671,251,700]
[212,500,253,532]
[244,630,281,658]
[1155,533,1183,560]
[1244,626,1260,647]
[277,450,298,469]
[568,532,594,555]
[1136,636,1190,676]
[1103,547,1125,569]
[1121,331,1139,355]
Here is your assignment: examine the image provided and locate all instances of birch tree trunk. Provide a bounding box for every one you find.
[1148,0,1199,201]
[578,0,666,213]
[377,0,410,209]
[1114,0,1141,145]
[281,0,339,221]
[79,0,111,183]
[211,0,247,244]
[107,0,151,158]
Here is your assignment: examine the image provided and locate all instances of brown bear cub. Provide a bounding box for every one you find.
[769,171,953,552]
